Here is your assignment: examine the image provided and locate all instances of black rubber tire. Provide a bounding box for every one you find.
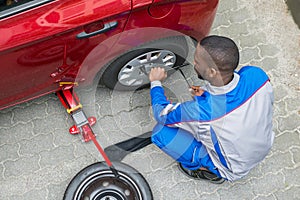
[64,161,153,200]
[101,36,189,91]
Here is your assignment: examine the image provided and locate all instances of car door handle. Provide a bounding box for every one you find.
[76,21,118,39]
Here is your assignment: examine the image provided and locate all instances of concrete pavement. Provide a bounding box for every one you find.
[0,0,299,199]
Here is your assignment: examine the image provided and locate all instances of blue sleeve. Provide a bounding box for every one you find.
[150,86,173,125]
[238,66,269,82]
[150,86,171,106]
[150,86,205,125]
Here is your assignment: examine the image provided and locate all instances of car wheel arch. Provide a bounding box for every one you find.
[74,28,194,88]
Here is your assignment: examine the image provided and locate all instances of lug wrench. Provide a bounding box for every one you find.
[140,63,192,87]
[165,63,192,87]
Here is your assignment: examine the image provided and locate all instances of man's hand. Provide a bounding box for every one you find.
[149,67,167,82]
[189,85,204,96]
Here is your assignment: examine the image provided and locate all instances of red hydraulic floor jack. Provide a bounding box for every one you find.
[56,83,152,200]
[56,85,115,170]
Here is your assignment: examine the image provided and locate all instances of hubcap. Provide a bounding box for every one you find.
[118,50,176,87]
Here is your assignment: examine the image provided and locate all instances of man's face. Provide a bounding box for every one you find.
[193,44,213,81]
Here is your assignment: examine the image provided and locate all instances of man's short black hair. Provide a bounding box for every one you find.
[200,35,239,72]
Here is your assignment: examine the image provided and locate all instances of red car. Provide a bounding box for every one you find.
[0,0,218,110]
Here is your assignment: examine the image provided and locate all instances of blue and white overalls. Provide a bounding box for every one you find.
[150,66,274,181]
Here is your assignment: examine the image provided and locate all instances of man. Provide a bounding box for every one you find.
[149,35,274,183]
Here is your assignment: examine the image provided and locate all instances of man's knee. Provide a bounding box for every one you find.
[151,131,164,149]
[151,124,178,149]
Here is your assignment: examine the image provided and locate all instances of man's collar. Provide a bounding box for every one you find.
[204,73,240,95]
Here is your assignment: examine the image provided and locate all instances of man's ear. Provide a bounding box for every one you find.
[208,68,218,78]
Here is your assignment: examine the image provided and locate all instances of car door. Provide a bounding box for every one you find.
[0,0,131,110]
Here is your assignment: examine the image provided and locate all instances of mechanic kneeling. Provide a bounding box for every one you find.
[149,35,274,183]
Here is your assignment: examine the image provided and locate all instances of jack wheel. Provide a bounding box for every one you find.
[64,162,153,200]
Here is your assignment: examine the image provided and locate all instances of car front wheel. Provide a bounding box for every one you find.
[101,36,190,90]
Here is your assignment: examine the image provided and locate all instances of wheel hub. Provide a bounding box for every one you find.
[75,171,142,200]
[118,50,176,87]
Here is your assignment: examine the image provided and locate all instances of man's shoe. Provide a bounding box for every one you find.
[178,163,225,184]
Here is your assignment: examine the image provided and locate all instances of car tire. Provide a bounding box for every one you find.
[101,36,191,90]
[64,161,153,200]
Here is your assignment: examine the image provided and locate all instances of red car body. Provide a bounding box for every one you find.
[0,0,218,110]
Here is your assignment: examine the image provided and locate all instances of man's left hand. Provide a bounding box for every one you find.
[189,85,204,96]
